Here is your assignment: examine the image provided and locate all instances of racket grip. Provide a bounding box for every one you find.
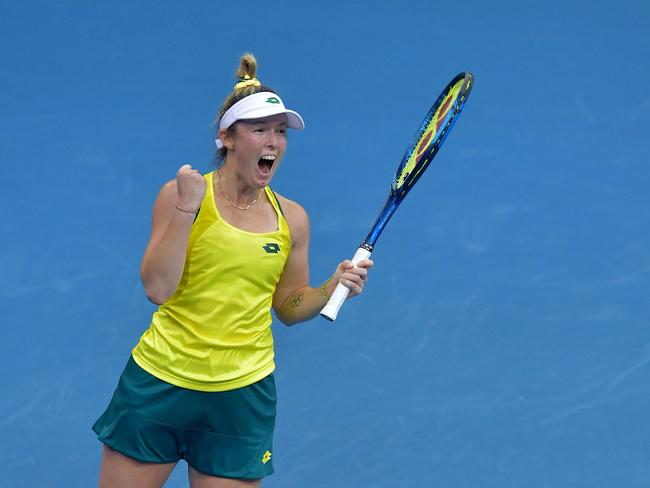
[320,246,372,322]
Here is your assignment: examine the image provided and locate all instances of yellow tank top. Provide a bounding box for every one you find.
[132,172,291,391]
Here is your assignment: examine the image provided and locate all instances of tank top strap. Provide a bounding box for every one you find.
[264,186,290,238]
[266,187,285,217]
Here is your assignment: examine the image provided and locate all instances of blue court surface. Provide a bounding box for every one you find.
[2,1,650,486]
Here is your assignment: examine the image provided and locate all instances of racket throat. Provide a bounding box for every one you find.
[359,242,374,253]
[364,195,400,247]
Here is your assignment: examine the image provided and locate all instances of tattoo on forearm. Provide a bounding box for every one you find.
[289,294,303,308]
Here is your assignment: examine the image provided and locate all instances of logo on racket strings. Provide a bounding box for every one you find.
[412,92,455,163]
[415,130,434,161]
[434,94,454,133]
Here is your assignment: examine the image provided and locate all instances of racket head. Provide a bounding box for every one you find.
[392,72,474,200]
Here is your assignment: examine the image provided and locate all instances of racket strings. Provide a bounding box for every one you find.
[395,83,465,190]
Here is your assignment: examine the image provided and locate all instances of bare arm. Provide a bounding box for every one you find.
[140,164,206,304]
[272,198,373,325]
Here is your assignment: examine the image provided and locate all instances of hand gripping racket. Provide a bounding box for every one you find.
[320,72,474,321]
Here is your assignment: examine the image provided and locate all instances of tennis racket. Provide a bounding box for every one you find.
[320,72,474,322]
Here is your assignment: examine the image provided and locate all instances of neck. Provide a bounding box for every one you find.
[218,165,261,200]
[216,166,262,209]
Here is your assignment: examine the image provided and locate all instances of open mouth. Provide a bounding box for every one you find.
[258,155,276,175]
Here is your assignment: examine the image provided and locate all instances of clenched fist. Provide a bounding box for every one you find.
[176,164,206,212]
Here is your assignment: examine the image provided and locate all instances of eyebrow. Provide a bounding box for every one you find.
[246,120,288,128]
[239,119,287,126]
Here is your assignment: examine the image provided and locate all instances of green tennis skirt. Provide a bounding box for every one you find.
[92,356,276,479]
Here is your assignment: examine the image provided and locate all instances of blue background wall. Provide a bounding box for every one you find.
[2,0,649,486]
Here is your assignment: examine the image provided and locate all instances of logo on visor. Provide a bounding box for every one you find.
[266,97,280,104]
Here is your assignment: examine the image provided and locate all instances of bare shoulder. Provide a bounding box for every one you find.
[154,179,178,206]
[273,192,309,240]
[160,178,178,197]
[148,179,180,225]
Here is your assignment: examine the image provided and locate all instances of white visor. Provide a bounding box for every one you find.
[215,91,305,149]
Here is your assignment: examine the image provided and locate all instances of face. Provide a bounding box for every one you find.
[221,113,288,187]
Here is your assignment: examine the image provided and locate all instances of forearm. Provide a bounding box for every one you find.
[275,280,334,326]
[141,211,195,304]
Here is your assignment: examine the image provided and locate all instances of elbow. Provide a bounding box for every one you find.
[141,275,172,305]
[274,310,298,327]
[143,284,168,305]
[145,290,167,306]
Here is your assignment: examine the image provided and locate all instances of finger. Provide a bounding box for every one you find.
[356,268,368,280]
[337,260,353,273]
[345,271,364,286]
[345,268,366,280]
[178,163,192,172]
[339,279,353,292]
[356,259,374,269]
[340,278,361,293]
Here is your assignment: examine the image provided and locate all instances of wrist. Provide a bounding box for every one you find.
[175,195,201,215]
[175,203,199,214]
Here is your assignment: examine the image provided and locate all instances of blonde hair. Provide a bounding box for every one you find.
[215,53,277,162]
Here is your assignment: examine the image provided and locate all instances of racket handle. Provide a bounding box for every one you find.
[320,246,372,322]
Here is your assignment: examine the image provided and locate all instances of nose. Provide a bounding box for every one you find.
[266,131,279,147]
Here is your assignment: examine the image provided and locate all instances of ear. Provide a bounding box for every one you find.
[219,127,235,151]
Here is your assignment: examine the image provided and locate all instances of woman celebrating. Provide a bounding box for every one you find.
[93,53,373,487]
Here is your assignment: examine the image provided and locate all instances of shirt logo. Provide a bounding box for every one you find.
[266,97,280,104]
[262,450,272,464]
[263,243,280,254]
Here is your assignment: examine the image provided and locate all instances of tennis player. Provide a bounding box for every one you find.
[92,53,373,487]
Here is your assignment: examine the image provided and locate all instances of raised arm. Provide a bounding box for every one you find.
[272,198,373,325]
[140,164,206,304]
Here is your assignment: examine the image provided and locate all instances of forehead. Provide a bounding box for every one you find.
[239,113,288,126]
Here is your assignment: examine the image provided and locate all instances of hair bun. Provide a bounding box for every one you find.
[235,53,257,81]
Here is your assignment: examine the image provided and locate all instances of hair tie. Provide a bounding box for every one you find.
[234,75,261,90]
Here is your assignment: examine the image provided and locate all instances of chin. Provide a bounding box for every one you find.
[253,173,273,187]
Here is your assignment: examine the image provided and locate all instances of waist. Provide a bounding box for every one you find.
[132,310,276,392]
